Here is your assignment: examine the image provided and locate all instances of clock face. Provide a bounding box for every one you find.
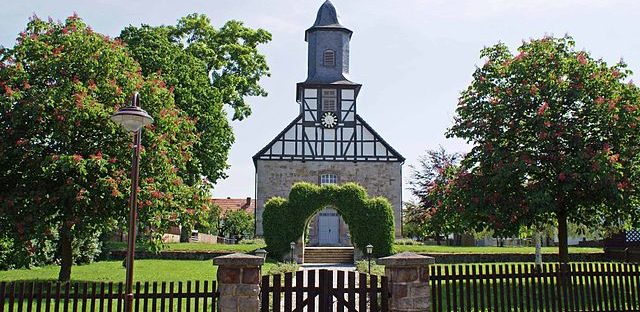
[321,112,338,129]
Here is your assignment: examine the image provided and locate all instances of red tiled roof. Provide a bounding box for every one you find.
[211,197,255,215]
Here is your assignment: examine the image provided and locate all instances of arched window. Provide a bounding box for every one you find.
[320,173,337,185]
[323,49,335,67]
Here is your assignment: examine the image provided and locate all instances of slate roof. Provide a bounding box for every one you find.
[305,0,352,41]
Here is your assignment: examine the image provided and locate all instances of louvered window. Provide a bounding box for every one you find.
[323,50,335,67]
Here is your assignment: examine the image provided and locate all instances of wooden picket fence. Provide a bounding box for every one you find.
[260,269,389,312]
[430,262,640,312]
[0,280,217,312]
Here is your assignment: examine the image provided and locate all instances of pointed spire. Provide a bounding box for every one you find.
[305,0,352,41]
[313,0,342,27]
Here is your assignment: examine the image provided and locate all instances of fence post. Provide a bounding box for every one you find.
[378,252,435,312]
[213,253,264,312]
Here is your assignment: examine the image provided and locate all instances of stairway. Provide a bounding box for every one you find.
[304,247,354,264]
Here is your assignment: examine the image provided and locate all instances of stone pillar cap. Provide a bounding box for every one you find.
[213,253,265,267]
[377,252,435,267]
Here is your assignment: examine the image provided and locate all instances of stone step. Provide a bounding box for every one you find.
[303,247,354,264]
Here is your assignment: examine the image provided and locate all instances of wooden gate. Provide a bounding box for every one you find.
[260,269,389,312]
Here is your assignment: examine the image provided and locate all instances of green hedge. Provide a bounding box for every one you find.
[263,182,395,259]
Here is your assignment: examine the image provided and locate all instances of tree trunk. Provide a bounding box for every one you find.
[58,223,73,281]
[534,231,543,266]
[557,209,569,263]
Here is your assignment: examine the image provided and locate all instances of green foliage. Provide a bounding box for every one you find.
[195,204,221,235]
[263,182,395,259]
[447,36,640,248]
[394,238,422,245]
[120,14,271,185]
[72,231,102,265]
[263,262,299,276]
[407,147,464,241]
[220,210,254,241]
[355,260,384,276]
[105,241,264,253]
[0,236,10,270]
[0,15,210,278]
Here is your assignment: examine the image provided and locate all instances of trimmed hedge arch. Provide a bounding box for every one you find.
[263,182,395,259]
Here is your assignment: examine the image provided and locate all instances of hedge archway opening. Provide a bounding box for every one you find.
[263,182,395,259]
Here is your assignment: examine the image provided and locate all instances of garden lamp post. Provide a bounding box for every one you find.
[290,242,296,264]
[111,92,153,312]
[255,248,268,261]
[366,244,373,274]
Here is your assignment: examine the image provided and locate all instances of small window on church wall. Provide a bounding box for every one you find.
[341,89,354,100]
[304,89,317,98]
[320,174,337,185]
[322,89,337,111]
[323,50,335,67]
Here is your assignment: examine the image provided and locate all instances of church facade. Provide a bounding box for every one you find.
[254,1,404,246]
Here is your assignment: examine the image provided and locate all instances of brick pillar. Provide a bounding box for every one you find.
[377,252,435,312]
[213,253,264,312]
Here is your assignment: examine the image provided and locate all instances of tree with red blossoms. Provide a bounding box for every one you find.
[407,147,467,244]
[448,36,640,263]
[0,15,210,280]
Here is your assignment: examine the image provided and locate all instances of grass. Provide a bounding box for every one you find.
[106,241,265,253]
[393,245,603,254]
[0,259,278,282]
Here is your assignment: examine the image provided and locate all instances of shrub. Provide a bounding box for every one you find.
[220,210,254,242]
[263,182,395,260]
[395,238,422,245]
[195,205,221,235]
[264,262,299,276]
[355,260,385,276]
[72,231,103,265]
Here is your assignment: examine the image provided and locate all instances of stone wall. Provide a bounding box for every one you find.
[213,253,264,312]
[378,252,435,312]
[255,160,403,238]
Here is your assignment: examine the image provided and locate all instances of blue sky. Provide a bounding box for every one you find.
[3,0,640,201]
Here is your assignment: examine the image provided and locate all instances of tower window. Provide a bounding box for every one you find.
[320,174,337,185]
[322,89,337,111]
[323,50,335,67]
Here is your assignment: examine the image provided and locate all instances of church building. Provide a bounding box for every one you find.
[254,1,404,247]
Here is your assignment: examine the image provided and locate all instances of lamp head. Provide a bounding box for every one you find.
[366,244,373,255]
[255,248,268,260]
[111,92,153,133]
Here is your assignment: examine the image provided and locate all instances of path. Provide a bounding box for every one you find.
[272,263,364,311]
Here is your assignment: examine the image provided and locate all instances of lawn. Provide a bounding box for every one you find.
[0,259,278,282]
[393,245,603,254]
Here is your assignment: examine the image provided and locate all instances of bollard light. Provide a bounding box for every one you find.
[290,241,296,264]
[366,244,373,275]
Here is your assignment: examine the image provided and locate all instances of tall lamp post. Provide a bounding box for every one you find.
[366,244,373,275]
[111,92,154,312]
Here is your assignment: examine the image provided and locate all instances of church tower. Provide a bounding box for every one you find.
[254,1,404,248]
